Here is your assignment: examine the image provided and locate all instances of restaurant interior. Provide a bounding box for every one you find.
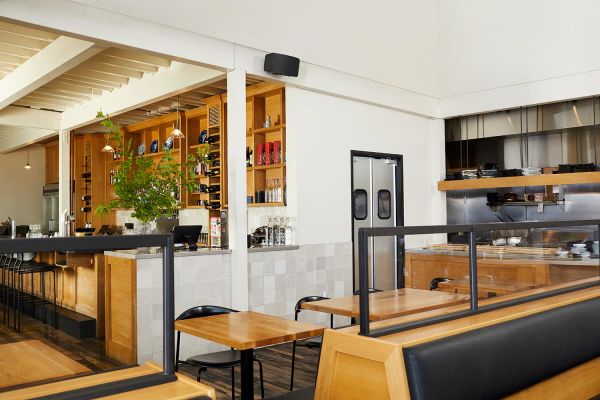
[1,1,600,399]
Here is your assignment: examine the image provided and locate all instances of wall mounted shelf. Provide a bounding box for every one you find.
[438,172,600,191]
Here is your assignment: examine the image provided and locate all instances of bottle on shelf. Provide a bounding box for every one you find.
[266,218,273,247]
[205,169,219,177]
[81,172,91,179]
[272,218,279,246]
[80,206,91,213]
[81,195,91,201]
[207,151,220,160]
[207,184,220,193]
[279,217,286,246]
[265,180,272,203]
[285,217,293,245]
[206,135,219,144]
[211,194,221,201]
[283,177,287,206]
[276,179,282,203]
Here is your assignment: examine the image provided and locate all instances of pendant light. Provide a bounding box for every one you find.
[101,141,115,153]
[24,145,31,170]
[171,94,184,139]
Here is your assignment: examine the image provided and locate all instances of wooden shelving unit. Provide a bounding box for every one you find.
[245,83,286,206]
[437,171,600,191]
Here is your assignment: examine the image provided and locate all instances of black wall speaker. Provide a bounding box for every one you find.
[264,53,300,77]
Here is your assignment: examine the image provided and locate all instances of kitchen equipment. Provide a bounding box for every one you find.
[507,236,522,246]
[593,241,599,254]
[492,237,507,246]
[42,184,59,235]
[352,153,402,292]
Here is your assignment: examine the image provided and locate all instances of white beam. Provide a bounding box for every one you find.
[0,105,60,130]
[227,61,249,311]
[0,126,56,153]
[0,35,103,111]
[0,0,233,71]
[60,61,224,131]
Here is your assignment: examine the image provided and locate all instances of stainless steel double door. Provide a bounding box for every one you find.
[352,154,402,292]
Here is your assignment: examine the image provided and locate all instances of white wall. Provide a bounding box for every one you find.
[0,145,45,225]
[438,0,600,116]
[69,0,440,98]
[286,87,446,245]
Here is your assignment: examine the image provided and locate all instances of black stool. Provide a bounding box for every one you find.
[14,254,57,331]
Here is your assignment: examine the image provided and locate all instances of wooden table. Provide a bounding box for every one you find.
[0,340,90,389]
[301,288,468,321]
[175,311,324,400]
[438,278,538,298]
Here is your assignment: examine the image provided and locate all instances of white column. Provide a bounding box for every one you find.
[58,129,71,236]
[227,51,249,310]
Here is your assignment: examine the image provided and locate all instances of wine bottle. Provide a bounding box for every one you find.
[205,169,219,177]
[81,195,91,201]
[207,185,220,193]
[207,202,220,209]
[206,136,219,144]
[207,152,219,160]
[81,172,91,179]
[211,194,221,200]
[80,206,91,213]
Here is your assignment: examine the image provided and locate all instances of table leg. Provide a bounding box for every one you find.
[240,348,254,400]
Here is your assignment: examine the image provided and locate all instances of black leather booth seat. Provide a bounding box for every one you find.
[404,297,600,400]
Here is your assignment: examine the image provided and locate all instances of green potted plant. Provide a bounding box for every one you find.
[95,111,196,233]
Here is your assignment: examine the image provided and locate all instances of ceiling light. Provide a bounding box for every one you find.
[24,146,32,170]
[172,94,185,139]
[101,142,115,153]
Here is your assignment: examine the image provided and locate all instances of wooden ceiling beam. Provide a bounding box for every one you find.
[45,82,102,96]
[14,100,66,112]
[0,42,37,58]
[102,48,171,68]
[55,77,116,92]
[0,36,102,111]
[65,69,129,85]
[36,88,91,101]
[77,61,144,79]
[0,31,49,51]
[92,54,159,73]
[0,21,59,42]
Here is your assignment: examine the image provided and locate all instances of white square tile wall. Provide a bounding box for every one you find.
[248,242,353,327]
[136,253,232,364]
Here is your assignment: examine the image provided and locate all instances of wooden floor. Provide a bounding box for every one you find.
[0,307,125,392]
[0,306,319,399]
[179,343,320,399]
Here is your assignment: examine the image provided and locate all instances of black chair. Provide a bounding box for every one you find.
[175,305,265,399]
[429,277,451,290]
[290,296,333,391]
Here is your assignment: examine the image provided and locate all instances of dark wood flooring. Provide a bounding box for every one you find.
[179,343,320,399]
[0,306,320,399]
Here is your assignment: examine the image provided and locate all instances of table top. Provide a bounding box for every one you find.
[301,288,468,321]
[175,311,325,350]
[0,340,90,389]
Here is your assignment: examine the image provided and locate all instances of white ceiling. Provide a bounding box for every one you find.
[0,20,59,80]
[69,0,440,98]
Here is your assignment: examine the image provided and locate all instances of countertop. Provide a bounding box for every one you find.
[407,246,600,265]
[105,248,232,260]
[105,245,299,259]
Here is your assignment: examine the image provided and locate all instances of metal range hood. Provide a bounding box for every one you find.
[445,97,600,169]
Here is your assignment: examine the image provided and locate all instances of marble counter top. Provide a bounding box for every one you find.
[105,248,232,260]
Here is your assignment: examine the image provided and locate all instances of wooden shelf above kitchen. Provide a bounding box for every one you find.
[437,171,600,191]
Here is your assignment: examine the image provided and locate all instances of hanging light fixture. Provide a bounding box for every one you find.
[24,145,31,170]
[171,94,184,139]
[101,141,115,153]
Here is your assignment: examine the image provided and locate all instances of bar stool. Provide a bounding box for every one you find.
[14,254,57,331]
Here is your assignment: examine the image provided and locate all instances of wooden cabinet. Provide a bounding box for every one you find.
[105,256,137,364]
[245,82,286,207]
[405,251,599,294]
[72,134,115,231]
[45,141,59,184]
